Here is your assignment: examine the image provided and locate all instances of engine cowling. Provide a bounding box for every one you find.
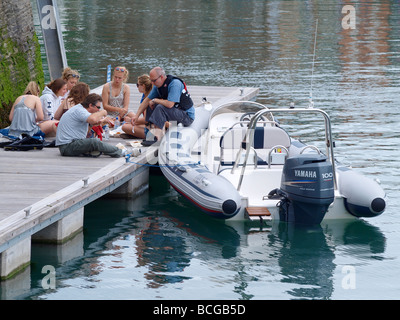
[278,154,335,224]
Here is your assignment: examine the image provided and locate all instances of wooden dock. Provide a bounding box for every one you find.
[0,84,258,282]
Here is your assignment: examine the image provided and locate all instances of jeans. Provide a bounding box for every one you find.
[58,138,123,157]
[146,104,194,129]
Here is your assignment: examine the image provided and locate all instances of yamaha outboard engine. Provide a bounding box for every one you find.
[277,153,335,224]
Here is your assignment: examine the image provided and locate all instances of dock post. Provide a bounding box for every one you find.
[0,237,31,281]
[109,166,149,198]
[32,207,84,244]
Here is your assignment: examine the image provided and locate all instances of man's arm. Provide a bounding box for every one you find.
[151,97,175,108]
[87,109,108,126]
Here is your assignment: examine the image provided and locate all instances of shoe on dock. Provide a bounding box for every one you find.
[141,139,157,147]
[82,150,102,158]
[120,133,135,139]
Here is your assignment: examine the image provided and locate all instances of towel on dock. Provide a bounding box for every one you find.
[91,125,103,141]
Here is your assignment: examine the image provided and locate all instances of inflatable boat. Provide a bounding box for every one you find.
[158,100,386,225]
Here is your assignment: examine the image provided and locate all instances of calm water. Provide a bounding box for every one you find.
[8,0,400,300]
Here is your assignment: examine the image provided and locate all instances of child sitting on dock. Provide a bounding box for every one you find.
[121,74,153,139]
[39,78,67,136]
[55,93,127,158]
[101,66,130,121]
[61,67,80,101]
[54,82,90,120]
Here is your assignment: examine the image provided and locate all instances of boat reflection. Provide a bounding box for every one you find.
[132,178,386,298]
[21,178,386,300]
[231,219,385,299]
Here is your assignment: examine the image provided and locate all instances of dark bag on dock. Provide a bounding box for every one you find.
[3,134,44,151]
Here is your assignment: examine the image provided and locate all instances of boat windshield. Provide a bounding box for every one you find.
[210,101,268,121]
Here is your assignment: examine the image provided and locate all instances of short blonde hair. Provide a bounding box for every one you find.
[113,66,129,82]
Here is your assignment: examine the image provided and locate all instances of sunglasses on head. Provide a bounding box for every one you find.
[69,74,80,78]
[115,67,126,72]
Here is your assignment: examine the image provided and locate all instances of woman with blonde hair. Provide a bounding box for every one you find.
[121,74,152,139]
[24,81,41,96]
[7,81,44,138]
[101,66,130,121]
[62,67,80,100]
[54,82,90,120]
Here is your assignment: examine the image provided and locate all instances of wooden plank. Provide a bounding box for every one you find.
[246,207,271,216]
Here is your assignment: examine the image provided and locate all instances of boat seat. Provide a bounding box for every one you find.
[218,126,291,168]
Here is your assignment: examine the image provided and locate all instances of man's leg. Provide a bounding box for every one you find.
[149,105,193,128]
[146,105,194,140]
[59,139,123,157]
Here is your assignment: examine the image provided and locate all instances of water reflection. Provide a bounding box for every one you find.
[125,175,387,299]
[131,176,242,289]
[274,220,385,299]
[272,223,335,299]
[339,0,392,107]
[38,0,399,117]
[135,216,192,288]
[228,218,386,300]
[11,175,386,300]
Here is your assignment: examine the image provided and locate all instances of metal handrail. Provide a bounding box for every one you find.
[267,145,289,169]
[235,108,337,191]
[300,145,321,154]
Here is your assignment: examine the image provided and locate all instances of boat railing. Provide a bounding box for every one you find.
[300,145,321,154]
[234,107,337,191]
[267,145,289,169]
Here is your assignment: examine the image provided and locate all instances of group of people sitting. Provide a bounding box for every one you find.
[1,66,195,158]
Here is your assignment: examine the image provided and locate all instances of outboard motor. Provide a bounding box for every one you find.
[277,153,335,224]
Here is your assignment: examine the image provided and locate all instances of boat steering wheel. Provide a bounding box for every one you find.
[240,112,268,127]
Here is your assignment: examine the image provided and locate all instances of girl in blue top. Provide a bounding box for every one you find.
[122,74,153,139]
